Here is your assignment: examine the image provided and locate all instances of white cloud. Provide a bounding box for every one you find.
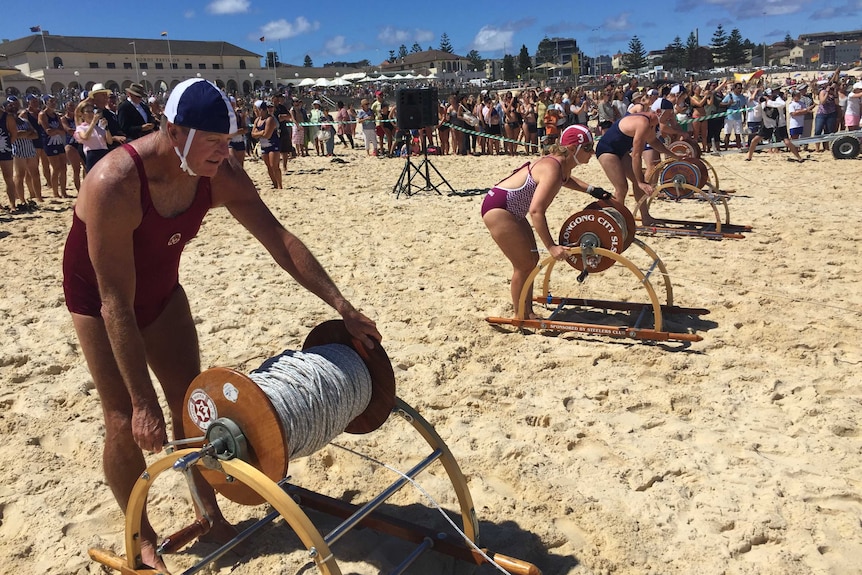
[260,17,320,40]
[206,0,250,15]
[376,27,434,45]
[414,29,434,43]
[603,13,631,31]
[472,26,515,53]
[324,36,354,56]
[378,27,411,44]
[184,10,195,18]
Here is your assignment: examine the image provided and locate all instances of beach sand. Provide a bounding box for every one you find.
[0,140,860,575]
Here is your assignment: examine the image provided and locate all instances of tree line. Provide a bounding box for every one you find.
[624,25,796,72]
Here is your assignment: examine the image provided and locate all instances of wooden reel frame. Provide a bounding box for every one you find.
[638,157,752,240]
[486,202,708,343]
[89,321,540,575]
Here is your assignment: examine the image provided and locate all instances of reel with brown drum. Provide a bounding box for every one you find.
[558,198,636,273]
[651,158,710,199]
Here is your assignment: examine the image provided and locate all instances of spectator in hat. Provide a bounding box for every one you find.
[627,90,647,114]
[62,78,380,572]
[85,83,126,149]
[309,99,324,156]
[118,83,156,141]
[482,125,610,318]
[74,100,114,171]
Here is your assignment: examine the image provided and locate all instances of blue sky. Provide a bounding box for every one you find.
[3,0,860,67]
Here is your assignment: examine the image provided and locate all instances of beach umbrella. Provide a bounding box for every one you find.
[315,77,330,87]
[330,77,351,86]
[298,78,316,86]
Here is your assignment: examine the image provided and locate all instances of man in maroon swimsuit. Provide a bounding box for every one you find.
[62,79,381,571]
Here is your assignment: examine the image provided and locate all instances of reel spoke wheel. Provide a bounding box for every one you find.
[558,199,635,273]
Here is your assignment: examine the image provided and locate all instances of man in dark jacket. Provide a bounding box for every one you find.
[117,82,156,141]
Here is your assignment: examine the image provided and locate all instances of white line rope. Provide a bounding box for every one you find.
[249,344,372,459]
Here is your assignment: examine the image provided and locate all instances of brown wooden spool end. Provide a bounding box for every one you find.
[182,367,287,505]
[302,319,396,435]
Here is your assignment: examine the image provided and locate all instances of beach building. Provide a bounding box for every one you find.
[0,32,261,97]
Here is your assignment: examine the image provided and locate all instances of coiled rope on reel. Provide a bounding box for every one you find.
[250,344,372,459]
[182,320,396,505]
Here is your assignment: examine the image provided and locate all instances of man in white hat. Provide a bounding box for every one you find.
[118,82,156,141]
[83,83,126,147]
[62,78,381,571]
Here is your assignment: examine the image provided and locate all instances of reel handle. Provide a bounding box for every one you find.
[156,517,211,556]
[489,552,543,575]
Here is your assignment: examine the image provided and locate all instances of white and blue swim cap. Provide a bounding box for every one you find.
[164,78,237,176]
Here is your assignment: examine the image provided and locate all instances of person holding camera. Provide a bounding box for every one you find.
[74,102,114,171]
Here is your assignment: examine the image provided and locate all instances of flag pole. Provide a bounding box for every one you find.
[163,32,173,71]
[130,41,139,83]
[38,28,49,71]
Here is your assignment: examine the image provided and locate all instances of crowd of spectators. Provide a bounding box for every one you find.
[3,70,860,212]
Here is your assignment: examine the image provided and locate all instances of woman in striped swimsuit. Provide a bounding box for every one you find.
[12,109,41,205]
[481,125,610,318]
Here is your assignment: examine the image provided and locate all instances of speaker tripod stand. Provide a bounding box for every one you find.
[392,139,454,198]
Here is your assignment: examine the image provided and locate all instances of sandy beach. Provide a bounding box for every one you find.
[1,139,861,575]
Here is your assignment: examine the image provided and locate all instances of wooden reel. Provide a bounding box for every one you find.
[636,156,752,239]
[91,321,541,575]
[558,198,636,273]
[181,320,395,505]
[487,201,708,342]
[645,158,708,199]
